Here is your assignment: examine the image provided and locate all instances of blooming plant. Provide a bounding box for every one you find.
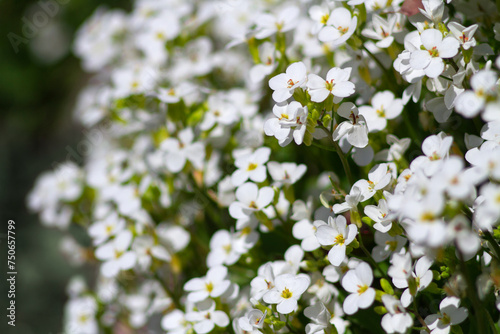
[28,0,500,333]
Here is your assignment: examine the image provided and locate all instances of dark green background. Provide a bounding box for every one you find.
[0,1,130,333]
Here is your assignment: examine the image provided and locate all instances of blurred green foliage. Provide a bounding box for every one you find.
[0,0,130,333]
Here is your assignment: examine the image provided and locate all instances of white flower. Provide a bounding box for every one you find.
[254,6,300,39]
[424,297,468,334]
[95,230,137,278]
[161,309,192,334]
[333,102,369,148]
[372,232,407,262]
[306,67,355,103]
[249,42,279,83]
[229,182,274,219]
[448,22,478,50]
[361,14,397,49]
[268,62,307,103]
[132,235,171,271]
[455,70,498,118]
[419,0,445,24]
[206,230,245,268]
[404,194,448,247]
[293,219,324,252]
[304,302,330,334]
[316,216,358,266]
[318,8,357,47]
[394,256,434,307]
[365,199,392,233]
[359,91,404,132]
[263,273,310,314]
[160,128,205,173]
[231,147,271,186]
[333,185,365,214]
[375,135,411,162]
[409,29,460,78]
[264,101,308,146]
[200,93,239,130]
[447,215,481,261]
[267,162,307,186]
[341,262,375,315]
[411,132,453,176]
[388,251,413,284]
[183,266,231,302]
[185,299,230,334]
[251,262,279,300]
[238,309,266,331]
[65,296,98,334]
[88,212,125,245]
[381,295,413,334]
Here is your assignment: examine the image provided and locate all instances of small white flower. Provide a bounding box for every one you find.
[381,295,413,334]
[95,230,137,278]
[359,91,404,132]
[229,182,274,219]
[238,309,266,331]
[268,62,307,103]
[316,216,358,266]
[448,22,478,50]
[254,6,300,39]
[161,309,192,334]
[333,102,369,148]
[160,128,205,173]
[455,70,498,118]
[183,266,231,302]
[318,8,357,47]
[361,14,397,49]
[185,299,230,334]
[267,162,307,186]
[341,262,375,315]
[372,232,407,262]
[306,67,355,103]
[263,273,311,314]
[264,101,308,146]
[231,147,271,186]
[365,199,392,233]
[409,29,459,78]
[424,297,468,334]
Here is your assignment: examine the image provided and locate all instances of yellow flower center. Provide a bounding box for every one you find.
[428,46,439,57]
[357,284,368,295]
[320,14,329,25]
[281,287,293,299]
[205,282,214,293]
[247,163,258,171]
[334,234,345,245]
[421,211,435,222]
[325,79,335,92]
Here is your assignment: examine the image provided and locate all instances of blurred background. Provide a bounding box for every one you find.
[0,1,130,333]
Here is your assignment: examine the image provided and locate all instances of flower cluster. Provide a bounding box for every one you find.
[28,0,500,333]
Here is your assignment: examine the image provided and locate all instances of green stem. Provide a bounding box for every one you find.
[412,300,431,333]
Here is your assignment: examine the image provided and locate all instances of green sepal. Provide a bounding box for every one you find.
[380,278,394,295]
